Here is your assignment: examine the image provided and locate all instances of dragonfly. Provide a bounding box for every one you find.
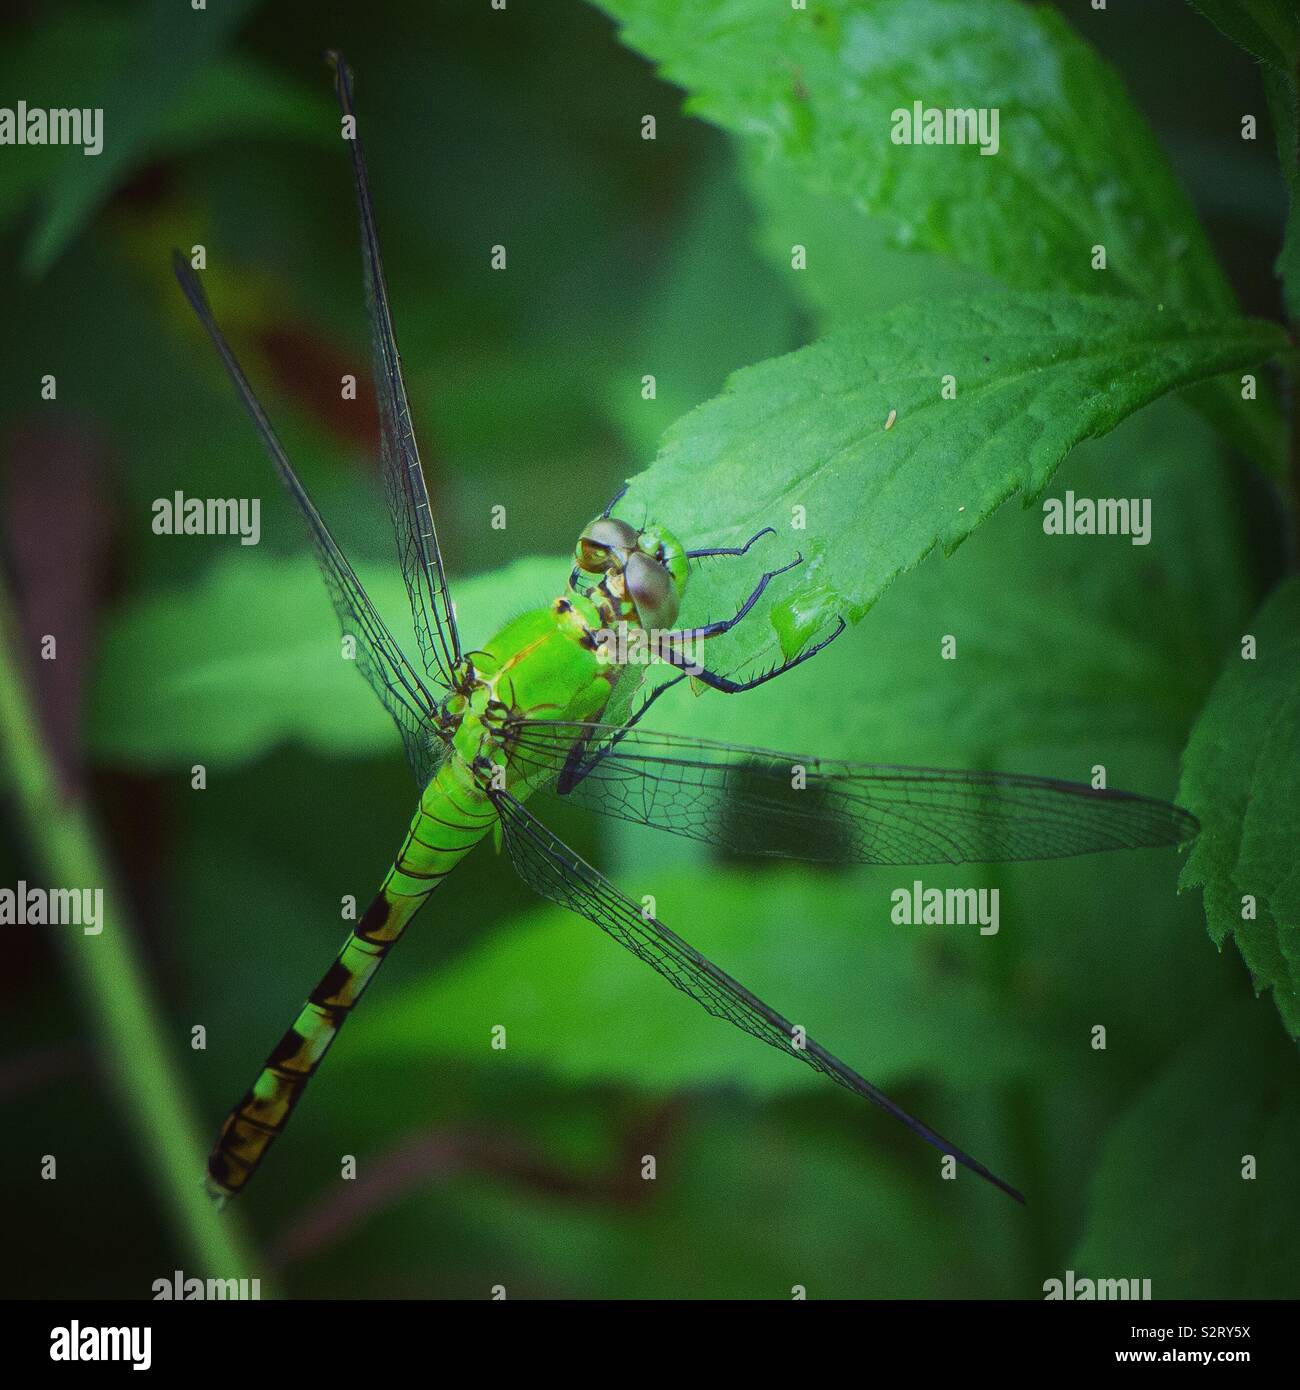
[173,52,1197,1210]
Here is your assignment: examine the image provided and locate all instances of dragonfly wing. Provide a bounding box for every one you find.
[330,54,462,691]
[173,253,444,788]
[491,789,1023,1202]
[507,719,1198,864]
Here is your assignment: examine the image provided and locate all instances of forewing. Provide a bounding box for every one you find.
[491,790,1023,1202]
[173,252,444,788]
[507,719,1198,864]
[330,53,462,689]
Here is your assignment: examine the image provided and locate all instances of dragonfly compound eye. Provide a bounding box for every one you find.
[625,550,679,628]
[576,516,638,573]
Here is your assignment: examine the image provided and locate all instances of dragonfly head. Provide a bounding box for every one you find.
[574,515,688,629]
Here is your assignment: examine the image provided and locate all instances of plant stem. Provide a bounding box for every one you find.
[0,580,270,1291]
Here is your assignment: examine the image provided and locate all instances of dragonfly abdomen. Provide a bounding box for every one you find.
[204,760,497,1202]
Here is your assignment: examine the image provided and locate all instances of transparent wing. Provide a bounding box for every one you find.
[330,52,462,690]
[491,789,1023,1202]
[173,252,445,788]
[506,720,1198,864]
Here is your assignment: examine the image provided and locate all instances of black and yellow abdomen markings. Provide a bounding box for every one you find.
[205,756,497,1200]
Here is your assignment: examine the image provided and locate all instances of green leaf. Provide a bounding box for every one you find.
[348,868,1060,1094]
[594,0,1283,474]
[1178,577,1300,1040]
[649,397,1249,769]
[1070,995,1300,1297]
[595,0,1233,312]
[1186,0,1300,71]
[627,295,1285,670]
[87,553,558,770]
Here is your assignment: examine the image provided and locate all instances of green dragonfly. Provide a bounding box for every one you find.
[173,53,1196,1209]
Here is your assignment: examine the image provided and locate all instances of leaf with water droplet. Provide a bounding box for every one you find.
[771,581,842,661]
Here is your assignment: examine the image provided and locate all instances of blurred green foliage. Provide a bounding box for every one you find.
[0,0,1297,1300]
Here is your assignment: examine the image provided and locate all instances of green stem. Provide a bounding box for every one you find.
[0,580,270,1292]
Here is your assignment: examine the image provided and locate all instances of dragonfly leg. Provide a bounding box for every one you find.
[556,672,690,793]
[685,526,776,560]
[659,616,847,693]
[600,482,630,518]
[663,553,804,642]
